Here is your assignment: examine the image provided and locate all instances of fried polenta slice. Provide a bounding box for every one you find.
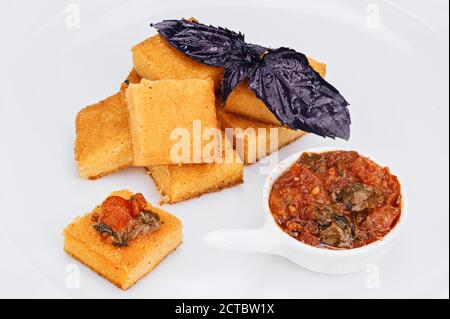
[223,58,327,125]
[132,34,327,125]
[126,79,219,166]
[63,190,183,290]
[147,137,243,204]
[216,106,306,164]
[120,68,142,91]
[132,35,224,90]
[75,93,133,179]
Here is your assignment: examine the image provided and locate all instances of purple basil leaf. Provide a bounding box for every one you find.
[151,19,245,67]
[152,19,351,139]
[222,65,253,101]
[245,43,268,56]
[221,42,264,101]
[248,48,351,140]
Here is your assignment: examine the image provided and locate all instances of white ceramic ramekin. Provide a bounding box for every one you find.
[203,147,406,274]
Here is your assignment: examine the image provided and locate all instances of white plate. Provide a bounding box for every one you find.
[0,0,448,298]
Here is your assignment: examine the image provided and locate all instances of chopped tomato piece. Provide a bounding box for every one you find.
[361,205,401,234]
[130,193,147,217]
[99,196,132,232]
[352,156,385,187]
[383,171,401,205]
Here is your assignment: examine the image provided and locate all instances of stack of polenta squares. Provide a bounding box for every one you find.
[75,32,327,204]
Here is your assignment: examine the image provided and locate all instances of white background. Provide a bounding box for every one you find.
[0,0,448,298]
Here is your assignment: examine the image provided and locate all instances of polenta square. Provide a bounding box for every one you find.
[75,93,133,179]
[224,57,327,125]
[147,137,243,204]
[132,35,223,90]
[63,190,183,290]
[126,79,219,166]
[216,107,306,164]
[120,68,142,92]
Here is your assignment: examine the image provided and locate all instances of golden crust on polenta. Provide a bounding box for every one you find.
[74,93,133,180]
[63,190,182,290]
[146,137,243,204]
[125,78,219,166]
[120,68,142,92]
[132,35,224,90]
[216,106,306,164]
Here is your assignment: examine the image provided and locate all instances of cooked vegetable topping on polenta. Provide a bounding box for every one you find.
[92,193,160,247]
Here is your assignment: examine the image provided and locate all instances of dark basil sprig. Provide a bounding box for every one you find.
[93,223,129,246]
[249,48,351,140]
[221,42,263,101]
[151,19,245,66]
[152,19,351,140]
[93,223,115,237]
